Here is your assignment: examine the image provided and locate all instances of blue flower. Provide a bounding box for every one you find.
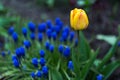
[54,25,60,33]
[1,51,5,57]
[0,42,2,47]
[51,26,55,32]
[31,72,36,78]
[55,17,61,25]
[30,33,35,40]
[15,48,21,57]
[59,37,64,42]
[63,46,70,57]
[13,59,19,68]
[32,58,38,67]
[38,23,46,32]
[37,70,42,77]
[69,31,75,41]
[8,26,14,35]
[62,32,68,41]
[45,41,50,50]
[62,26,70,35]
[58,44,64,53]
[118,41,120,46]
[49,45,54,52]
[96,74,103,80]
[38,33,43,42]
[23,40,31,49]
[19,47,25,57]
[74,38,78,46]
[39,50,45,57]
[46,29,52,39]
[12,54,17,60]
[28,21,35,32]
[22,27,27,37]
[42,66,48,75]
[40,58,46,66]
[15,47,25,57]
[52,32,57,40]
[12,32,18,42]
[68,61,74,70]
[46,20,52,29]
[58,21,63,29]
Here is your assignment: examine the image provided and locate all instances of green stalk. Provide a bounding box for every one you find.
[97,38,118,70]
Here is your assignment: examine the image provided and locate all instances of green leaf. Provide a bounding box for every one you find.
[77,0,85,6]
[79,31,91,61]
[97,38,118,70]
[51,69,63,80]
[46,0,55,8]
[94,59,101,67]
[0,26,8,37]
[0,3,7,15]
[96,34,117,45]
[80,48,99,80]
[101,60,120,80]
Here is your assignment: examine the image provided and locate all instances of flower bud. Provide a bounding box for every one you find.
[70,8,89,30]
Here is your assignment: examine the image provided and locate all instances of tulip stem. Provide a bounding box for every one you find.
[77,30,80,43]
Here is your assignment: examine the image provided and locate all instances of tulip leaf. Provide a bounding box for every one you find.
[96,34,117,45]
[79,31,91,61]
[101,60,120,80]
[80,48,99,80]
[51,69,63,80]
[97,38,118,70]
[0,26,8,38]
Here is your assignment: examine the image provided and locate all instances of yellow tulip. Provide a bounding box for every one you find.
[70,8,89,30]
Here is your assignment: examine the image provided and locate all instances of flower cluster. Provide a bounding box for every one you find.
[2,17,80,79]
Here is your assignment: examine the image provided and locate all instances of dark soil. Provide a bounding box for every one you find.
[1,0,120,79]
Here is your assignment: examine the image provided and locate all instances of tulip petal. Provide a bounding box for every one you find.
[70,8,89,30]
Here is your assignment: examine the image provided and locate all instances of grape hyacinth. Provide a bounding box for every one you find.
[68,61,74,71]
[58,44,64,53]
[38,23,46,32]
[38,33,43,42]
[39,50,45,57]
[23,40,31,49]
[28,21,35,32]
[118,41,120,47]
[63,46,70,57]
[22,27,27,37]
[39,58,46,66]
[12,32,18,42]
[31,72,36,78]
[46,20,52,29]
[32,58,38,67]
[30,32,35,40]
[42,66,48,75]
[52,32,57,40]
[46,29,52,39]
[97,74,103,80]
[0,17,107,80]
[49,44,54,52]
[12,59,20,68]
[8,26,14,35]
[69,31,75,41]
[1,51,5,57]
[45,41,50,50]
[36,70,42,77]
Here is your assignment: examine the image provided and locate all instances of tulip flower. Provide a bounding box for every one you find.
[70,8,89,30]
